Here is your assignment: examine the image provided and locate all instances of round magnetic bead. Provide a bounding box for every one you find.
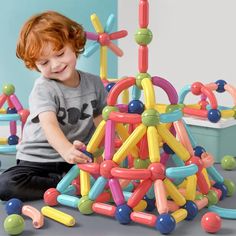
[142,109,160,126]
[148,163,165,181]
[8,135,19,145]
[220,155,236,170]
[144,195,156,212]
[194,146,206,157]
[128,100,145,114]
[224,179,235,197]
[156,213,176,234]
[43,188,60,206]
[105,82,116,92]
[208,109,221,123]
[183,200,198,220]
[135,72,151,89]
[163,143,175,154]
[134,158,150,169]
[102,106,118,121]
[115,204,132,225]
[7,107,17,114]
[5,198,23,215]
[100,160,117,178]
[201,212,221,233]
[191,82,203,95]
[134,28,153,45]
[2,84,15,96]
[4,214,25,235]
[215,79,227,93]
[78,195,94,215]
[206,190,218,206]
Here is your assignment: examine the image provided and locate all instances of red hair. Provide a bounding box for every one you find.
[16,11,86,70]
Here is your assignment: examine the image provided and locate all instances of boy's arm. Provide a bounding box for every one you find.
[38,111,91,164]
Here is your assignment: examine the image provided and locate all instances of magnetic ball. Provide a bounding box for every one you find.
[194,146,206,157]
[183,200,198,220]
[224,179,236,197]
[4,214,25,235]
[115,204,132,225]
[7,107,17,114]
[2,84,15,96]
[221,155,236,170]
[191,82,203,95]
[5,198,23,215]
[105,82,116,92]
[134,28,153,45]
[8,135,19,145]
[207,109,221,123]
[128,100,145,114]
[213,182,228,200]
[206,190,218,206]
[102,105,118,121]
[144,196,156,212]
[142,109,160,126]
[163,143,175,154]
[43,188,60,206]
[201,212,221,233]
[215,79,227,93]
[156,213,176,234]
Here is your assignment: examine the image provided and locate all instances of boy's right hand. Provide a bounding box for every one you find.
[63,140,92,164]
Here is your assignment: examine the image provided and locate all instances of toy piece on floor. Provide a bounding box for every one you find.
[5,198,44,229]
[201,212,222,233]
[0,84,29,153]
[4,214,25,235]
[221,155,236,170]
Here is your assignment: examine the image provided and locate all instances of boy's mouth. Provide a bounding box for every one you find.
[55,65,67,73]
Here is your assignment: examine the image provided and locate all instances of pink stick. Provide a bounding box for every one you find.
[109,30,128,40]
[109,179,125,206]
[104,120,115,160]
[10,121,17,135]
[85,31,98,41]
[9,94,23,111]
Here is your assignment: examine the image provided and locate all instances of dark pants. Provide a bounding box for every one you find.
[0,160,73,201]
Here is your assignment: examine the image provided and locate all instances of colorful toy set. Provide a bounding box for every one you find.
[179,80,236,123]
[0,84,29,153]
[41,1,235,234]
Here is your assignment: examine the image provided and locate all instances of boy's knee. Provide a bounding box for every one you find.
[0,173,14,201]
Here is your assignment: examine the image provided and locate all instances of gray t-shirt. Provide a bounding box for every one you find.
[16,70,107,163]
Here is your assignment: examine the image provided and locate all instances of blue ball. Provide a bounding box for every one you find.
[5,198,23,215]
[208,109,221,123]
[183,200,198,220]
[105,82,116,92]
[163,143,175,154]
[144,196,156,212]
[115,204,132,224]
[156,213,176,234]
[194,146,206,157]
[128,100,145,114]
[7,107,17,114]
[213,182,228,200]
[8,135,19,145]
[216,80,227,93]
[81,150,93,161]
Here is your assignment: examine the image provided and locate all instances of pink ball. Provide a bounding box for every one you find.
[201,212,222,233]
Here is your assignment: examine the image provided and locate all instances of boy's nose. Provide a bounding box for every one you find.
[51,59,61,71]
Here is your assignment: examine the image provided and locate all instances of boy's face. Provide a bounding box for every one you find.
[35,43,77,86]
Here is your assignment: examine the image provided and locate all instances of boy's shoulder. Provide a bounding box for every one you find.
[79,70,101,83]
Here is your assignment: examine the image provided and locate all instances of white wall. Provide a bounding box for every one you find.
[118,0,236,106]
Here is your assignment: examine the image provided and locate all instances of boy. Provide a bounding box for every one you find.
[0,11,107,201]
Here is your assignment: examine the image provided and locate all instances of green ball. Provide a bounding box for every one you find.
[206,190,218,206]
[224,179,235,197]
[4,214,25,235]
[2,84,15,96]
[142,109,160,126]
[102,106,118,121]
[78,196,94,215]
[134,28,153,45]
[166,104,184,113]
[135,73,151,89]
[221,155,236,170]
[134,158,150,169]
[195,193,204,200]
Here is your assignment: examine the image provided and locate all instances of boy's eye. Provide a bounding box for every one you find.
[41,61,48,66]
[57,51,64,57]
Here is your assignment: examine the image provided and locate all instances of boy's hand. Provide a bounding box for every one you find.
[63,140,92,164]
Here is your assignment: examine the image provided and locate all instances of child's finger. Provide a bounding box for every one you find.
[73,149,91,162]
[73,140,86,150]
